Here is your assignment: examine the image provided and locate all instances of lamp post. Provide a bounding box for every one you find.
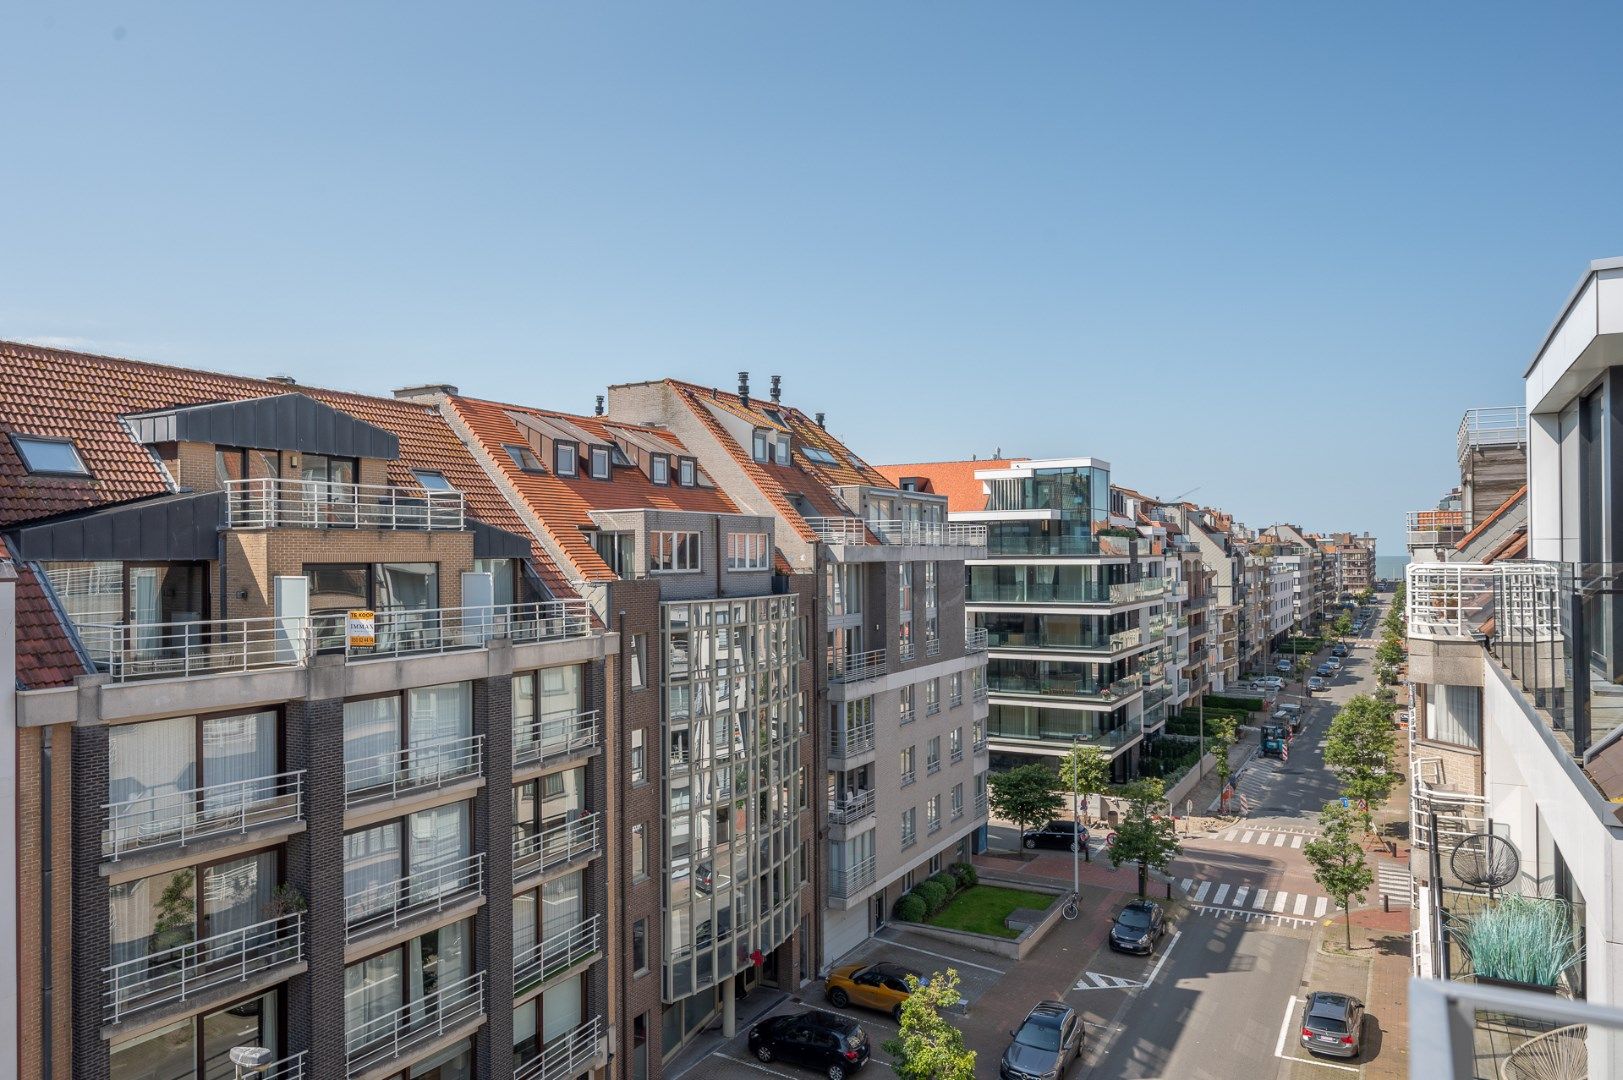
[1071,735,1083,900]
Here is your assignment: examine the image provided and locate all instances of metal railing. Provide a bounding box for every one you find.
[927,816,942,835]
[900,640,916,662]
[900,768,916,787]
[1411,777,1488,855]
[514,709,600,770]
[1456,405,1527,464]
[951,743,964,764]
[926,756,941,775]
[104,912,304,1025]
[925,637,941,658]
[899,705,916,725]
[900,825,917,848]
[225,478,465,530]
[79,616,310,682]
[829,855,877,898]
[972,728,987,752]
[344,734,483,807]
[973,684,989,703]
[514,915,602,993]
[974,791,987,815]
[513,812,601,878]
[827,789,876,825]
[237,1053,307,1080]
[328,600,593,661]
[514,1016,602,1080]
[805,517,988,547]
[828,648,887,683]
[345,970,485,1075]
[965,627,990,652]
[345,852,485,942]
[1410,973,1623,1080]
[830,720,876,758]
[103,771,305,861]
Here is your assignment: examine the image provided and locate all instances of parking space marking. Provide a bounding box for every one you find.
[719,1054,799,1078]
[1075,971,1142,990]
[1143,930,1181,987]
[873,931,1005,974]
[1270,997,1363,1073]
[1314,897,1329,918]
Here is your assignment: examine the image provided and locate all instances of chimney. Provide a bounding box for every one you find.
[815,411,825,429]
[738,372,750,408]
[770,375,782,403]
[267,375,296,385]
[595,395,605,417]
[393,383,459,401]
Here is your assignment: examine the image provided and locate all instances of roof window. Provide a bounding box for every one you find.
[12,435,89,476]
[589,445,612,480]
[610,444,632,467]
[651,455,670,485]
[555,441,578,477]
[752,429,770,463]
[411,469,455,491]
[504,444,545,473]
[800,446,839,466]
[678,458,696,487]
[774,434,790,465]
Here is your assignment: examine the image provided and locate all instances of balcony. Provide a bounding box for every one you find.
[967,576,1168,607]
[828,648,887,683]
[345,852,485,943]
[926,756,941,775]
[900,640,916,662]
[515,1016,602,1080]
[827,789,876,828]
[1407,508,1467,550]
[1456,405,1527,465]
[983,530,1139,558]
[236,1054,307,1080]
[514,709,600,771]
[344,735,484,809]
[972,684,989,703]
[974,791,987,816]
[965,627,989,652]
[1410,972,1623,1080]
[513,812,601,879]
[972,729,987,753]
[988,715,1143,752]
[328,600,593,662]
[925,637,941,658]
[103,913,304,1026]
[345,971,485,1076]
[805,517,988,548]
[225,478,465,530]
[830,855,877,899]
[103,771,305,861]
[829,720,876,759]
[514,915,601,994]
[988,670,1143,702]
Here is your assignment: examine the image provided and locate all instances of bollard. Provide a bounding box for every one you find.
[1166,880,1172,900]
[1383,894,1390,913]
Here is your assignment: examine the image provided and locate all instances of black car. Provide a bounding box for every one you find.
[1022,819,1088,851]
[1330,643,1348,657]
[1000,1000,1084,1079]
[1315,662,1335,678]
[1108,899,1167,955]
[749,1010,870,1079]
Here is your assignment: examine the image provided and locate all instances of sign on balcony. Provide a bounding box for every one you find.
[347,609,376,648]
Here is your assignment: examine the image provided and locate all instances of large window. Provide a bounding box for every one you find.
[650,531,701,574]
[1426,684,1482,749]
[726,532,770,571]
[514,974,586,1073]
[345,921,471,1060]
[343,802,471,926]
[109,850,280,971]
[107,710,279,847]
[110,990,282,1080]
[513,665,585,762]
[513,870,584,971]
[342,682,472,794]
[513,767,588,848]
[12,433,89,475]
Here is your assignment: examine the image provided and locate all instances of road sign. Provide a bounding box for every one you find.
[1340,796,1350,809]
[1357,799,1369,812]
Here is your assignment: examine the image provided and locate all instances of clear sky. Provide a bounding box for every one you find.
[5,3,1621,554]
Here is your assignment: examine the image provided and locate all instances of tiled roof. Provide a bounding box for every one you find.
[0,339,572,596]
[1484,531,1528,563]
[444,395,742,581]
[873,459,1012,514]
[1454,484,1528,552]
[2,536,85,689]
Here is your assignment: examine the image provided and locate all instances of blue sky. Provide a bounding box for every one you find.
[4,4,1620,554]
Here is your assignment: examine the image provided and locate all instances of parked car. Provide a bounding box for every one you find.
[1299,991,1365,1059]
[824,961,918,1021]
[1330,644,1348,658]
[750,1010,870,1079]
[1024,819,1088,851]
[1325,656,1343,672]
[1260,723,1289,757]
[1108,899,1167,955]
[1315,662,1334,678]
[1307,676,1327,693]
[1259,676,1286,691]
[1000,1000,1084,1080]
[1276,659,1294,673]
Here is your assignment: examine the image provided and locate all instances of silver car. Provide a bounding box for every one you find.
[1300,991,1364,1058]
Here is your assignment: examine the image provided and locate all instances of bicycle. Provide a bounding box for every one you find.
[1061,891,1080,921]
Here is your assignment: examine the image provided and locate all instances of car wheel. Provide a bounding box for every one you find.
[828,1065,847,1080]
[1024,838,1037,849]
[756,1045,774,1063]
[829,987,849,1008]
[893,1003,904,1023]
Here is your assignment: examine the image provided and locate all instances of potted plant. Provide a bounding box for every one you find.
[1450,896,1583,995]
[150,869,197,954]
[264,883,308,920]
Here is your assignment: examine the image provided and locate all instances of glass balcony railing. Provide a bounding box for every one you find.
[982,626,1142,652]
[344,852,485,942]
[102,771,305,861]
[988,671,1143,701]
[987,715,1143,750]
[344,735,483,808]
[983,532,1137,557]
[829,855,877,899]
[103,913,304,1026]
[345,971,484,1076]
[804,517,987,548]
[967,576,1169,606]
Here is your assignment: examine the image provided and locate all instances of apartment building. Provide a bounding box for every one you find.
[415,389,816,1072]
[1,343,614,1080]
[880,457,1171,781]
[1177,508,1244,692]
[1406,258,1623,1074]
[1406,413,1529,566]
[600,377,991,967]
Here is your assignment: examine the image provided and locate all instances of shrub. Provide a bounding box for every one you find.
[1202,695,1261,712]
[894,892,927,922]
[950,861,977,888]
[927,872,959,898]
[915,880,949,915]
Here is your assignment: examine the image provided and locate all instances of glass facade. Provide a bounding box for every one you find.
[988,703,1140,747]
[968,563,1160,605]
[983,465,1109,516]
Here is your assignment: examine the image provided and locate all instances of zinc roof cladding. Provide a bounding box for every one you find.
[2,536,86,689]
[873,459,1013,514]
[0,339,573,597]
[444,395,742,582]
[1454,484,1529,552]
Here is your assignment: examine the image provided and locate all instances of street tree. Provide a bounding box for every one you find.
[1207,713,1238,789]
[1332,614,1353,640]
[884,969,975,1080]
[988,764,1063,849]
[1324,695,1400,832]
[1375,636,1405,671]
[1304,801,1375,949]
[1058,743,1111,825]
[1107,778,1182,896]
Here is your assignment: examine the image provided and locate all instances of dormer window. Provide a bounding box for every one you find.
[555,442,578,477]
[774,434,790,465]
[752,430,769,463]
[12,434,89,476]
[650,455,670,486]
[589,445,611,480]
[610,444,632,467]
[411,469,454,492]
[678,458,696,487]
[504,444,544,473]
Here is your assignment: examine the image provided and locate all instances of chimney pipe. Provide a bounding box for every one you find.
[595,395,605,417]
[815,412,825,429]
[738,372,750,408]
[770,375,782,403]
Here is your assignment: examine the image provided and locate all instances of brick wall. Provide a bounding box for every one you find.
[472,673,516,1077]
[16,722,73,1080]
[70,723,110,1080]
[222,528,477,622]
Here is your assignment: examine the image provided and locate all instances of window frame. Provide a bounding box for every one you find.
[11,433,90,477]
[725,532,770,572]
[504,444,546,473]
[752,430,770,463]
[554,441,578,478]
[588,445,612,480]
[773,434,791,465]
[650,454,670,486]
[649,531,702,575]
[677,457,696,487]
[410,469,455,492]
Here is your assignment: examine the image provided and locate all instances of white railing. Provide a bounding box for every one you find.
[828,789,876,824]
[1456,405,1528,463]
[1407,563,1501,638]
[79,616,310,682]
[242,1053,307,1080]
[345,970,485,1075]
[900,640,916,662]
[344,735,483,807]
[975,791,988,815]
[1406,509,1466,531]
[104,912,304,1025]
[514,709,600,770]
[1411,779,1488,854]
[513,812,601,878]
[514,914,602,992]
[966,627,989,652]
[1410,975,1623,1080]
[1110,627,1143,651]
[225,478,465,530]
[103,771,305,861]
[514,1016,602,1080]
[345,852,485,941]
[829,855,877,898]
[329,600,594,661]
[829,648,887,682]
[830,720,876,757]
[804,517,988,547]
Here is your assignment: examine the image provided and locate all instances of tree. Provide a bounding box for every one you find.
[884,969,975,1080]
[1207,713,1238,788]
[1107,778,1182,896]
[988,764,1064,849]
[1323,695,1400,832]
[1375,636,1405,671]
[1332,614,1353,640]
[1058,744,1110,850]
[1304,801,1375,949]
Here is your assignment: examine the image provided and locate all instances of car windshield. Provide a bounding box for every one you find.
[1116,908,1152,929]
[1014,1020,1062,1052]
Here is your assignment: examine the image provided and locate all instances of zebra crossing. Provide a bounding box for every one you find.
[1177,877,1333,925]
[1212,826,1319,849]
[1377,861,1414,907]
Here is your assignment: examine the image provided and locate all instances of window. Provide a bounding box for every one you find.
[554,441,578,477]
[927,795,941,831]
[801,445,839,466]
[678,458,696,487]
[899,684,915,724]
[346,921,471,1059]
[927,736,941,773]
[632,1014,650,1080]
[589,446,611,479]
[631,824,647,880]
[505,444,545,472]
[952,783,964,818]
[926,679,940,715]
[411,469,454,491]
[900,745,916,786]
[929,852,942,874]
[650,455,670,485]
[951,727,963,761]
[901,808,916,847]
[774,435,791,464]
[898,564,913,612]
[594,531,634,577]
[950,672,963,706]
[630,633,647,689]
[12,434,88,476]
[632,919,649,974]
[1427,684,1482,749]
[726,532,770,571]
[650,531,701,573]
[630,728,646,783]
[752,430,770,462]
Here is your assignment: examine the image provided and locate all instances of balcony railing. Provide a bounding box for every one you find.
[326,600,593,661]
[927,816,942,835]
[344,734,484,808]
[514,914,602,993]
[225,478,465,531]
[1410,974,1623,1080]
[513,812,601,878]
[238,1053,307,1080]
[345,970,485,1075]
[925,637,941,658]
[828,648,887,683]
[103,771,304,861]
[965,627,990,652]
[805,517,988,548]
[514,709,600,770]
[972,729,987,752]
[1407,508,1468,548]
[1456,405,1527,464]
[900,640,916,662]
[829,720,876,757]
[988,671,1143,702]
[974,790,987,816]
[973,684,989,703]
[950,743,964,764]
[829,854,877,898]
[514,1016,602,1080]
[900,768,916,787]
[104,912,303,1026]
[345,852,485,942]
[926,756,941,775]
[828,789,876,825]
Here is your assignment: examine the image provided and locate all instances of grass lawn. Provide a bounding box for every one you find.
[926,885,1057,939]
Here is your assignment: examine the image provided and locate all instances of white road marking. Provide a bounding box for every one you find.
[1233,885,1249,907]
[1274,891,1289,913]
[1274,996,1296,1058]
[1224,829,1237,841]
[1144,930,1182,987]
[1273,833,1288,847]
[873,933,1005,974]
[719,1054,798,1078]
[1291,834,1305,848]
[1212,883,1230,905]
[1253,888,1269,910]
[1240,830,1255,844]
[1315,897,1329,918]
[1193,881,1211,902]
[1180,877,1193,893]
[1294,894,1308,916]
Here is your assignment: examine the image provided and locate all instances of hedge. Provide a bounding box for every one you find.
[927,872,959,896]
[950,861,978,888]
[1202,695,1262,712]
[915,880,950,915]
[894,893,927,922]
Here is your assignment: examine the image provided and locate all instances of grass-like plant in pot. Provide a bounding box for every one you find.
[1451,895,1583,993]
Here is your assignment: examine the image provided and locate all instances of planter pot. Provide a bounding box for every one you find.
[1473,975,1566,997]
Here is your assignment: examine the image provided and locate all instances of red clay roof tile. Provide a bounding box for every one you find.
[873,459,1012,514]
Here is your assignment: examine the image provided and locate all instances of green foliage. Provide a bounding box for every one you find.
[1304,801,1375,948]
[988,764,1064,844]
[1332,614,1353,639]
[927,872,959,897]
[1107,778,1182,896]
[1138,736,1202,780]
[1449,897,1584,988]
[949,861,977,889]
[1375,637,1405,669]
[1202,695,1262,712]
[1058,744,1110,803]
[154,869,197,935]
[884,969,976,1080]
[925,885,1058,938]
[915,880,949,915]
[1324,696,1401,831]
[894,893,927,922]
[1206,713,1239,784]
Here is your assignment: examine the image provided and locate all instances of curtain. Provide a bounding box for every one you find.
[345,951,403,1053]
[541,974,583,1043]
[1429,684,1482,748]
[512,675,537,757]
[202,710,277,816]
[345,697,401,790]
[130,566,162,656]
[513,891,538,959]
[109,717,197,847]
[344,822,402,923]
[409,803,470,901]
[541,871,582,941]
[408,682,471,781]
[201,852,276,939]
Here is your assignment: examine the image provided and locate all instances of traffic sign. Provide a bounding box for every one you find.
[1340,796,1350,809]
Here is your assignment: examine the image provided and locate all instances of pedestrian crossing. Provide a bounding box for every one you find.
[1177,877,1332,921]
[1377,861,1414,908]
[1213,826,1319,849]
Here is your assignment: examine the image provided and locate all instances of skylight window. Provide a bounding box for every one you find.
[610,444,632,467]
[800,446,840,466]
[504,444,545,473]
[411,469,455,491]
[12,435,89,476]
